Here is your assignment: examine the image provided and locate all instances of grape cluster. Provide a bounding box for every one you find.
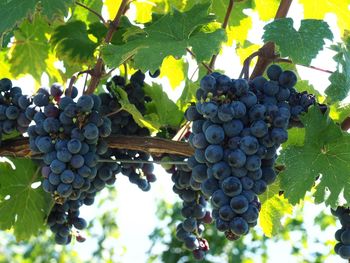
[185,64,314,242]
[99,70,156,191]
[165,158,211,260]
[28,84,116,244]
[0,78,35,138]
[332,206,350,260]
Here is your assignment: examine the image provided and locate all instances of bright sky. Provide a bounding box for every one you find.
[11,1,348,262]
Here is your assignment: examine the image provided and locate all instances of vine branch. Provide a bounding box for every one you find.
[85,0,129,95]
[0,136,194,158]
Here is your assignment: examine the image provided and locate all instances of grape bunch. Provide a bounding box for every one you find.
[28,84,116,244]
[99,70,156,191]
[250,65,316,128]
[0,78,35,138]
[332,206,350,260]
[185,64,314,243]
[164,158,210,259]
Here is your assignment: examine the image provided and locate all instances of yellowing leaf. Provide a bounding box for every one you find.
[45,52,65,84]
[133,1,154,23]
[259,195,293,237]
[254,0,280,21]
[299,0,350,35]
[0,51,12,79]
[160,56,187,89]
[105,0,122,20]
[9,16,50,82]
[115,87,160,132]
[226,17,253,45]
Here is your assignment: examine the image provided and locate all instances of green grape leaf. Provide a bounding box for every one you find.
[144,84,184,128]
[88,17,139,46]
[263,18,333,65]
[0,158,52,240]
[39,0,73,18]
[51,20,98,64]
[115,87,160,132]
[278,107,350,208]
[0,0,37,38]
[325,72,350,103]
[102,2,227,72]
[325,41,350,103]
[9,16,49,80]
[0,0,72,37]
[282,127,305,148]
[259,195,293,237]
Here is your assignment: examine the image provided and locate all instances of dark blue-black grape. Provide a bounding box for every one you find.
[230,195,249,214]
[279,70,297,88]
[222,177,242,197]
[229,217,249,235]
[267,64,282,81]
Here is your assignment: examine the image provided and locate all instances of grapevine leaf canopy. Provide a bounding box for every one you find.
[263,18,333,65]
[144,84,184,127]
[279,107,350,208]
[0,158,52,240]
[9,16,50,81]
[51,20,98,64]
[102,1,227,72]
[325,39,350,103]
[0,0,72,38]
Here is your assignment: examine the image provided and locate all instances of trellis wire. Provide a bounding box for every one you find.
[25,156,187,165]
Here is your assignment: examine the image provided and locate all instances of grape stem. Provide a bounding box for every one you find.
[85,0,130,95]
[66,75,77,97]
[207,0,234,72]
[239,51,260,79]
[75,1,107,25]
[67,69,93,96]
[104,108,123,117]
